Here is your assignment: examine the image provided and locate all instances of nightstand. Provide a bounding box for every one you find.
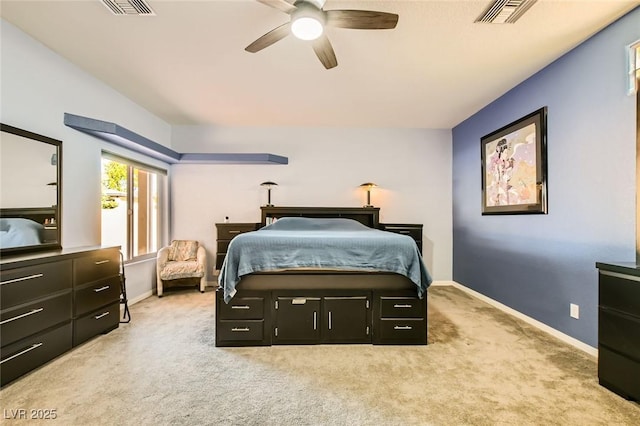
[380,223,423,253]
[215,223,259,270]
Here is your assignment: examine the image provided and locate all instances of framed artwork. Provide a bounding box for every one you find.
[481,107,548,215]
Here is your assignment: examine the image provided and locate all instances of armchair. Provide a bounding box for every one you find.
[156,240,207,297]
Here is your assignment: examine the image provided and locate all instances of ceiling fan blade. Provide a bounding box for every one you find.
[312,34,338,69]
[325,10,399,29]
[256,0,297,14]
[245,23,291,53]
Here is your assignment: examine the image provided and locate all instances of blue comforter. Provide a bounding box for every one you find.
[0,218,43,249]
[218,217,432,303]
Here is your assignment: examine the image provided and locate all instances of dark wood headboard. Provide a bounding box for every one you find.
[260,206,380,228]
[0,207,56,226]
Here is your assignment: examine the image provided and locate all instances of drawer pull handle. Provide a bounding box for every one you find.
[313,311,317,330]
[94,285,110,293]
[0,308,44,325]
[0,343,43,365]
[231,305,250,310]
[394,325,413,330]
[228,230,241,234]
[94,260,110,265]
[328,311,332,330]
[231,327,250,332]
[394,304,413,308]
[94,312,110,320]
[1,273,44,286]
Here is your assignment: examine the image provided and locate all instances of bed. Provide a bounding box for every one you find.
[215,208,432,347]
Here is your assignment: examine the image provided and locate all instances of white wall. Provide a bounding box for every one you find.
[171,126,453,281]
[0,132,57,207]
[1,20,171,301]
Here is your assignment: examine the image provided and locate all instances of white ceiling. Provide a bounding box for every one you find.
[1,0,638,128]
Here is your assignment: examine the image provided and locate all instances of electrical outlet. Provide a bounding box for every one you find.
[570,303,579,319]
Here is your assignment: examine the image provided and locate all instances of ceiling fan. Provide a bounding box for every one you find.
[245,0,399,69]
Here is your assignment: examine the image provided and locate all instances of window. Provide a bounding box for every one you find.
[101,153,165,260]
[628,39,640,95]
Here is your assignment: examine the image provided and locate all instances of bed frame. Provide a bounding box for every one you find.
[215,207,428,347]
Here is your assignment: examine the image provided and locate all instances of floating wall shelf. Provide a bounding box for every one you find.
[63,113,288,165]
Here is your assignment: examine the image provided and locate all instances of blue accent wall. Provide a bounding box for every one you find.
[452,8,640,347]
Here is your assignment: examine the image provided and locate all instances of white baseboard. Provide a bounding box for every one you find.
[430,280,455,286]
[434,281,597,358]
[128,290,153,306]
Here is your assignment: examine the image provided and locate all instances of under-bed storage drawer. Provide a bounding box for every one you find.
[373,291,427,345]
[218,296,264,320]
[1,323,72,387]
[380,297,424,318]
[217,320,265,342]
[216,289,270,346]
[378,319,427,344]
[73,302,119,346]
[1,292,72,347]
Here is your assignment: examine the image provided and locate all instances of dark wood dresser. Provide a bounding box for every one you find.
[596,262,640,401]
[215,223,259,270]
[1,246,121,387]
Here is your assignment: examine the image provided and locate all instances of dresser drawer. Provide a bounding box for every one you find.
[217,320,264,342]
[1,322,72,387]
[380,296,424,318]
[1,292,72,347]
[217,240,231,253]
[599,272,640,316]
[1,260,72,309]
[74,276,121,317]
[377,318,427,344]
[74,249,120,285]
[218,297,265,320]
[599,308,640,361]
[216,223,258,240]
[599,346,640,400]
[73,302,119,346]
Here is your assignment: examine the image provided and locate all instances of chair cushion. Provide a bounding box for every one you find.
[159,260,204,281]
[168,240,198,261]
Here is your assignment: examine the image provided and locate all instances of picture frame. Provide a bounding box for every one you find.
[481,107,548,215]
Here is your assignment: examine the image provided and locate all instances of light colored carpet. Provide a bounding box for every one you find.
[1,286,639,425]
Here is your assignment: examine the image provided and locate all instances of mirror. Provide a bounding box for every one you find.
[0,123,62,255]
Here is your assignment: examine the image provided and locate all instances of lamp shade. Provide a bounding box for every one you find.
[260,181,277,207]
[359,182,377,207]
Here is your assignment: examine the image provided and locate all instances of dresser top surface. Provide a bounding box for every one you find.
[596,261,640,277]
[0,245,120,270]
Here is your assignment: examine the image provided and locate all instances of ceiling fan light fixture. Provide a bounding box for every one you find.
[291,16,323,40]
[290,4,325,41]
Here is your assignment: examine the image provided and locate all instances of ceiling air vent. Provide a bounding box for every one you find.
[101,0,155,16]
[475,0,537,24]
